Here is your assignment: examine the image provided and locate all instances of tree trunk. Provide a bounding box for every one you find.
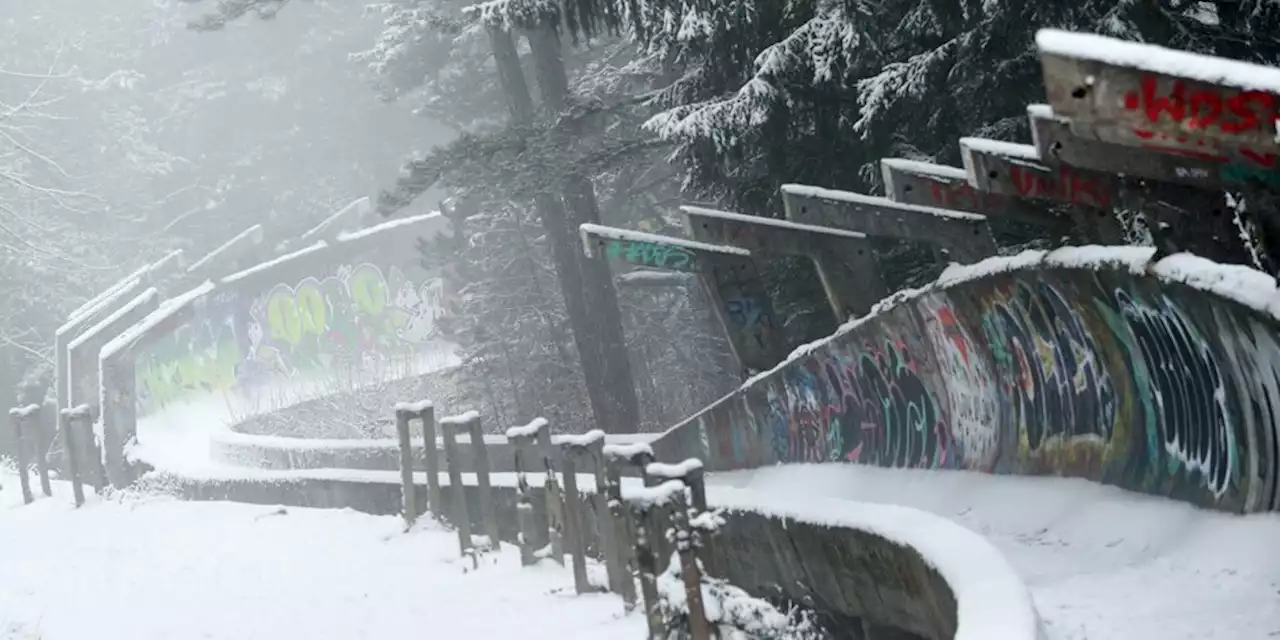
[525,24,641,434]
[486,25,640,433]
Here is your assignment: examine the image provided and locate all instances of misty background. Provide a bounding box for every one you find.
[4,0,1277,435]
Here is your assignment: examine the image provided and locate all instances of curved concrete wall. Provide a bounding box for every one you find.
[653,247,1280,513]
[133,214,460,417]
[707,489,1042,640]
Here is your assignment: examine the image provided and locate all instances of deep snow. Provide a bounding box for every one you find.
[709,464,1280,640]
[0,473,642,640]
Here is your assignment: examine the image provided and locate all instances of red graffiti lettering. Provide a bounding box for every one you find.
[1008,164,1111,209]
[930,180,1004,211]
[1123,75,1276,137]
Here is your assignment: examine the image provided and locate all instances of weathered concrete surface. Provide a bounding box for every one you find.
[708,510,953,640]
[651,247,1280,514]
[135,467,1040,640]
[209,432,658,476]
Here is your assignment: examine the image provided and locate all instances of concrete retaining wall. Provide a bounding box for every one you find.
[652,248,1280,513]
[136,470,1041,640]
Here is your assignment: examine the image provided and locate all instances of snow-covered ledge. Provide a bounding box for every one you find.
[708,487,1046,640]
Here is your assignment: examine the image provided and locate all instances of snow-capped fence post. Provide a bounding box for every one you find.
[600,448,637,608]
[9,406,35,504]
[438,412,474,557]
[558,444,591,593]
[463,413,501,552]
[535,419,565,565]
[56,407,86,507]
[504,418,546,567]
[579,435,620,594]
[647,459,716,578]
[393,404,418,528]
[73,404,107,494]
[558,430,606,595]
[628,479,688,639]
[416,404,441,517]
[668,489,712,640]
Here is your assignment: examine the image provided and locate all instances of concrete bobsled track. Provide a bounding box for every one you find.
[653,245,1280,514]
[120,246,1280,639]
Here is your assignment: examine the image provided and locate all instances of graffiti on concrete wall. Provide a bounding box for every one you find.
[135,262,456,414]
[605,238,697,272]
[686,267,1280,512]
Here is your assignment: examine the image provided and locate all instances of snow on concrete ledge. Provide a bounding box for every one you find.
[579,223,752,258]
[1036,28,1280,96]
[680,205,869,239]
[603,442,654,461]
[779,184,988,222]
[220,242,327,285]
[623,479,687,507]
[336,211,451,244]
[505,417,549,440]
[100,281,215,362]
[646,458,704,479]
[438,410,481,427]
[959,137,1041,162]
[392,399,433,414]
[67,287,159,353]
[8,403,40,419]
[556,429,605,448]
[881,157,969,181]
[709,487,1046,640]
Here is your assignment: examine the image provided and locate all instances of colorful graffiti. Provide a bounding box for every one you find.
[604,238,697,272]
[135,262,456,414]
[672,266,1280,513]
[977,280,1116,454]
[1112,290,1236,498]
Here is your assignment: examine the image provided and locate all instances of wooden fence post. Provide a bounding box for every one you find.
[438,412,474,557]
[535,419,564,564]
[647,459,714,577]
[629,479,687,640]
[417,404,441,517]
[57,407,85,507]
[505,418,547,566]
[669,488,712,640]
[581,436,620,593]
[602,451,637,608]
[9,407,34,504]
[72,405,107,495]
[33,405,50,497]
[393,404,417,528]
[558,429,607,594]
[559,445,591,594]
[465,415,501,551]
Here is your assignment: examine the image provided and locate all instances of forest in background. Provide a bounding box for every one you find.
[5,0,1280,434]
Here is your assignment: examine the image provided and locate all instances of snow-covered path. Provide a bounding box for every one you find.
[0,474,641,640]
[710,464,1280,640]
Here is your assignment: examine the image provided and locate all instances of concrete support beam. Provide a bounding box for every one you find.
[579,223,789,375]
[680,205,885,320]
[958,137,1127,243]
[880,158,1077,237]
[779,184,999,264]
[1036,29,1280,162]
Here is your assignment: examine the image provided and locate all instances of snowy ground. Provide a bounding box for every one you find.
[710,464,1280,640]
[0,474,642,640]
